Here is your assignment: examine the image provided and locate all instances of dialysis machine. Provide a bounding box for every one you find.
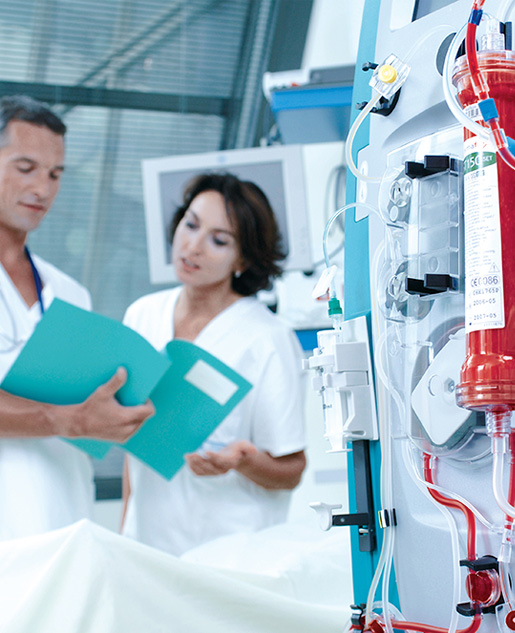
[306,0,515,630]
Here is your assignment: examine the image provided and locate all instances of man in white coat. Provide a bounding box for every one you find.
[0,95,154,539]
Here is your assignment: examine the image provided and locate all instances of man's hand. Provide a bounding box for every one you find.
[185,440,258,476]
[65,367,155,442]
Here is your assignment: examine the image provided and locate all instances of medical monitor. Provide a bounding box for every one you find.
[142,145,312,285]
[412,0,458,21]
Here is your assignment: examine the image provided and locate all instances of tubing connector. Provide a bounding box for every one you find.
[478,98,498,123]
[500,534,513,563]
[480,17,505,52]
[469,8,483,26]
[327,296,343,332]
[369,54,410,99]
[328,296,342,318]
[486,409,512,438]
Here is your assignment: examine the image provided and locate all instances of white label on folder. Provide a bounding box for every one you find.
[184,360,238,405]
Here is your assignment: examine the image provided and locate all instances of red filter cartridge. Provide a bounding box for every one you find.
[453,51,515,410]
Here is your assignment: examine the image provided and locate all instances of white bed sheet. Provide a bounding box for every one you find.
[181,521,354,609]
[0,519,352,633]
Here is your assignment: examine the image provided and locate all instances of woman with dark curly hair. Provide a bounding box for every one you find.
[121,172,306,556]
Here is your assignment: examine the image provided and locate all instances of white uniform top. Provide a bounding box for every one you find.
[0,254,95,539]
[122,287,306,556]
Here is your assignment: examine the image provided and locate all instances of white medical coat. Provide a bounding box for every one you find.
[0,255,95,539]
[122,286,306,556]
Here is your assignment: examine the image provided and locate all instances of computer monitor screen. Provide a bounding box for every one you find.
[142,145,312,285]
[412,0,458,21]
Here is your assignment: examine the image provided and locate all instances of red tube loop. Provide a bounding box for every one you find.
[363,614,482,633]
[390,614,482,633]
[423,454,477,561]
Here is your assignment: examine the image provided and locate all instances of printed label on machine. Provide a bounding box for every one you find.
[463,132,505,333]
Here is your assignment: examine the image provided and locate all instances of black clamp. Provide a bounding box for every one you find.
[502,21,513,50]
[405,155,460,179]
[378,508,397,529]
[356,92,401,117]
[405,274,458,297]
[456,603,484,617]
[460,555,499,572]
[332,512,370,528]
[350,603,366,630]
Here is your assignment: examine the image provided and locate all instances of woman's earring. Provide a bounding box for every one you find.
[234,270,242,278]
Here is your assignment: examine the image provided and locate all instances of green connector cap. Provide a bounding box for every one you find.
[328,297,343,317]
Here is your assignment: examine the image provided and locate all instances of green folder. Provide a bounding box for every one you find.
[0,299,252,479]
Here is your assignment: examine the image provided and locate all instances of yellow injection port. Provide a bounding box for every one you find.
[378,64,397,84]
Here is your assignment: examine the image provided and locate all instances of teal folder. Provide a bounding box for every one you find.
[1,299,252,479]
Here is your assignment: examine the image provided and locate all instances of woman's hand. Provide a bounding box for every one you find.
[185,440,258,476]
[185,441,306,490]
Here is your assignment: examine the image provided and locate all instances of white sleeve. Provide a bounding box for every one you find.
[249,330,306,457]
[122,300,139,329]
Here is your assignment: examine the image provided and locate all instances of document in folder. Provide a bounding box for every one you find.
[0,299,252,480]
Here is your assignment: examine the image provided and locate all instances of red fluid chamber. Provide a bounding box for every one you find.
[454,51,515,410]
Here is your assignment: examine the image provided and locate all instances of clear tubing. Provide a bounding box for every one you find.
[500,556,515,612]
[498,432,515,609]
[424,454,477,560]
[377,426,395,633]
[464,1,515,170]
[403,442,469,633]
[406,440,502,535]
[323,202,378,269]
[365,342,397,627]
[500,0,515,20]
[322,201,379,305]
[373,329,406,424]
[499,531,515,610]
[365,323,405,627]
[493,437,515,520]
[344,91,384,183]
[381,527,396,633]
[506,431,515,512]
[489,409,515,523]
[380,375,395,513]
[422,454,474,633]
[366,249,467,629]
[424,478,502,533]
[498,143,515,169]
[443,24,489,140]
[366,498,478,633]
[365,527,393,627]
[364,326,402,627]
[364,238,398,628]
